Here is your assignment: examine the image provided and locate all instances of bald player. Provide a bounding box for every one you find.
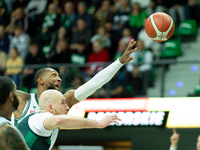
[16,89,121,150]
[14,39,137,125]
[0,76,29,150]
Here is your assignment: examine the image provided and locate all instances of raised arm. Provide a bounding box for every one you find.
[0,124,30,150]
[169,129,179,150]
[14,90,30,119]
[43,114,121,130]
[64,39,137,107]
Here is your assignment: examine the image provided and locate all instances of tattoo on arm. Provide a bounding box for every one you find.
[0,124,29,150]
[16,90,30,103]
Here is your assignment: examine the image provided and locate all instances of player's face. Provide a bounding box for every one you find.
[136,40,144,51]
[54,98,69,115]
[44,69,62,90]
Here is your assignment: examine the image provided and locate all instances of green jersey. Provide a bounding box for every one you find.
[16,112,59,150]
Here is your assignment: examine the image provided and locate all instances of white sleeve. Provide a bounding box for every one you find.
[74,58,123,101]
[28,112,54,137]
[169,145,178,150]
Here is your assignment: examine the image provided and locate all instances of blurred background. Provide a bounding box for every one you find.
[1,0,200,149]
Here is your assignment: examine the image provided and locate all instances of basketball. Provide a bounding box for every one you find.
[145,12,175,42]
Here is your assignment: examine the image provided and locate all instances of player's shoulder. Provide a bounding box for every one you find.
[0,123,30,150]
[0,123,20,137]
[64,89,75,97]
[16,90,31,102]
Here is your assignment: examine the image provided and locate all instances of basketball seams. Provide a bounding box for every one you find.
[145,12,174,42]
[164,17,173,34]
[150,14,161,35]
[161,13,164,41]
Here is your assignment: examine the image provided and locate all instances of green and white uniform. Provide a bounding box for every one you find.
[14,93,40,126]
[16,112,59,150]
[0,116,12,127]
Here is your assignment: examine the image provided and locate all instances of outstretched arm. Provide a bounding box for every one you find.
[169,129,179,150]
[0,124,30,150]
[43,114,121,130]
[64,39,137,107]
[14,90,30,119]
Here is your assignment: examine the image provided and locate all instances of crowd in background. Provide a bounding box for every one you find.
[0,0,199,97]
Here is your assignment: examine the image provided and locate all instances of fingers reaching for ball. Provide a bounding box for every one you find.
[119,39,137,64]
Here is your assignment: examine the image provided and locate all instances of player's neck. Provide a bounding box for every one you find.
[0,106,12,120]
[37,86,49,101]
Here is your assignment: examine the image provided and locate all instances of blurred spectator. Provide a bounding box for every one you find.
[114,28,133,60]
[25,0,48,30]
[184,0,200,25]
[114,40,128,61]
[93,71,127,98]
[85,41,110,77]
[5,47,24,87]
[146,0,168,16]
[90,26,111,48]
[66,73,85,90]
[0,0,9,26]
[41,3,60,43]
[60,0,83,12]
[4,0,15,13]
[23,41,46,92]
[49,39,71,64]
[126,40,153,96]
[0,49,7,75]
[104,20,121,59]
[138,19,162,58]
[129,3,147,39]
[90,0,103,13]
[12,0,29,10]
[70,18,92,57]
[49,0,62,14]
[60,1,76,30]
[49,39,75,89]
[9,25,30,60]
[49,26,71,52]
[119,28,134,45]
[130,0,151,9]
[112,0,130,34]
[6,7,32,35]
[168,1,186,26]
[94,0,114,30]
[0,25,11,54]
[74,1,93,29]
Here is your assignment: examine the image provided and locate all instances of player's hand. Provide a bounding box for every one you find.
[119,39,137,64]
[97,115,121,128]
[170,129,179,148]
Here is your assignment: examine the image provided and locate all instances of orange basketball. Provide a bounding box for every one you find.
[145,12,175,42]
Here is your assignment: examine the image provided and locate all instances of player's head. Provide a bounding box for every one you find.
[0,76,19,111]
[34,68,62,90]
[39,89,69,115]
[136,40,144,51]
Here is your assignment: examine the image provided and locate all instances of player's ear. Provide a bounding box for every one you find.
[48,104,53,113]
[38,77,44,85]
[8,91,14,102]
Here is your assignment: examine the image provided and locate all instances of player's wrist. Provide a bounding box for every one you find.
[118,57,124,65]
[171,143,178,148]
